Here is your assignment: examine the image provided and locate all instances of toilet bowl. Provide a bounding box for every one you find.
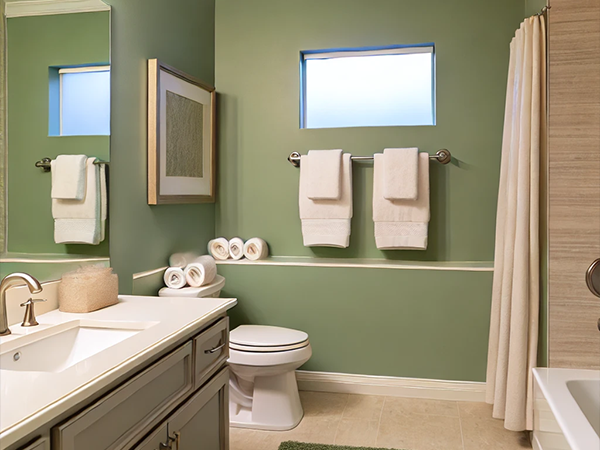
[228,325,312,431]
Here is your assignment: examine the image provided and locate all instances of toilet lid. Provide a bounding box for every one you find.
[230,325,308,352]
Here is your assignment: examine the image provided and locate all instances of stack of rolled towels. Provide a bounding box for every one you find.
[208,237,269,261]
[163,253,218,289]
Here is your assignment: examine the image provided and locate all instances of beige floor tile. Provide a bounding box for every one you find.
[457,401,495,418]
[300,391,348,418]
[283,415,341,445]
[342,394,385,421]
[377,413,463,450]
[383,396,459,418]
[334,418,379,446]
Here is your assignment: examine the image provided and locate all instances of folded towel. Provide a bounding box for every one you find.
[306,149,343,200]
[169,252,199,268]
[383,147,419,200]
[229,237,244,260]
[299,153,353,247]
[99,164,107,241]
[164,267,187,289]
[243,238,269,261]
[184,255,217,287]
[51,155,87,200]
[373,152,430,250]
[208,238,230,260]
[53,158,105,244]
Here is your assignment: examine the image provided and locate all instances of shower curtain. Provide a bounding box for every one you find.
[486,15,546,432]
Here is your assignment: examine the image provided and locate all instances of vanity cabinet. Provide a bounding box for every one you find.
[17,438,49,450]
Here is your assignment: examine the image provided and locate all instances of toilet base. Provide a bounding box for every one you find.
[229,370,304,431]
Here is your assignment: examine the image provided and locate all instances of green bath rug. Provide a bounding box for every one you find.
[278,442,404,450]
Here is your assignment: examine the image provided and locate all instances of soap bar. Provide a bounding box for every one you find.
[59,266,119,313]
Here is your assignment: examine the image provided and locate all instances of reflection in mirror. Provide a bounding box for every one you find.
[1,2,111,281]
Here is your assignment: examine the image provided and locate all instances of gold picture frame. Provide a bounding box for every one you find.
[147,59,216,204]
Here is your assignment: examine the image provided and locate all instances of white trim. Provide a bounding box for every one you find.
[132,266,168,281]
[216,256,494,272]
[0,255,109,264]
[58,66,110,74]
[5,0,109,18]
[296,370,486,402]
[304,46,434,60]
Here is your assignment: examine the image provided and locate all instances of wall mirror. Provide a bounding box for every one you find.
[0,0,111,281]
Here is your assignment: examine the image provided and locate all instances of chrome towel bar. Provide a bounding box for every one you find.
[35,157,109,172]
[287,149,452,167]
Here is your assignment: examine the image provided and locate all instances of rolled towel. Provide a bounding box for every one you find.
[229,237,245,260]
[169,252,199,269]
[208,238,230,260]
[163,267,187,289]
[243,238,269,261]
[184,255,217,287]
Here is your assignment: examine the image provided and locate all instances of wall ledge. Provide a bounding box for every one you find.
[5,0,109,18]
[0,253,109,264]
[216,256,494,272]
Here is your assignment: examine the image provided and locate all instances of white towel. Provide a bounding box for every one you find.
[306,149,343,200]
[229,237,244,260]
[373,152,430,250]
[51,155,87,200]
[53,158,106,244]
[99,164,107,241]
[299,153,353,247]
[164,267,187,289]
[169,252,199,268]
[243,238,269,261]
[208,238,230,260]
[383,148,419,200]
[184,255,217,287]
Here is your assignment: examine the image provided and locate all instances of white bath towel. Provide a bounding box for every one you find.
[208,238,230,260]
[99,164,107,241]
[53,158,106,244]
[373,152,430,250]
[306,149,343,200]
[243,238,269,261]
[163,267,187,289]
[229,237,245,260]
[51,155,87,200]
[169,252,199,268]
[184,255,217,287]
[299,153,353,247]
[383,147,419,200]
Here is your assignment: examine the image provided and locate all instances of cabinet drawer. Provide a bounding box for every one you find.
[194,317,229,389]
[134,367,229,450]
[53,342,193,450]
[17,437,49,450]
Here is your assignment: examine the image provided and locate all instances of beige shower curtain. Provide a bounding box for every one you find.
[486,15,546,432]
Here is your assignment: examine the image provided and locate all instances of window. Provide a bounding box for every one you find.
[50,66,110,136]
[301,45,435,129]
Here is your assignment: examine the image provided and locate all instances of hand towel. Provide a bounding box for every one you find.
[99,164,107,241]
[306,149,343,200]
[53,158,104,244]
[229,237,245,260]
[163,267,187,289]
[373,152,430,250]
[243,238,269,261]
[383,147,419,200]
[169,252,199,268]
[299,153,353,247]
[208,238,230,260]
[184,255,217,287]
[51,155,87,200]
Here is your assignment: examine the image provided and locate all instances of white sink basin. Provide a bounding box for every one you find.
[0,320,157,373]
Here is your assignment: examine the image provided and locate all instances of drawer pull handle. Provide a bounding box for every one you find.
[205,342,226,354]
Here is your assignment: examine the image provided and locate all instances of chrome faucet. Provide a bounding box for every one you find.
[0,273,43,336]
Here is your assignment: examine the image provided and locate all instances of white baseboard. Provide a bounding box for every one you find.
[296,370,486,402]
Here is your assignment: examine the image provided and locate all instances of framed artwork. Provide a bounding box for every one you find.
[147,59,216,204]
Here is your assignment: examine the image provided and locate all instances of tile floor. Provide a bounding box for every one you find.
[230,392,532,450]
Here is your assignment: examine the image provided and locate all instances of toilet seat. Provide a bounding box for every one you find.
[230,325,309,353]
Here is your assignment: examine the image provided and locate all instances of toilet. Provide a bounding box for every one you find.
[158,274,311,431]
[228,325,312,431]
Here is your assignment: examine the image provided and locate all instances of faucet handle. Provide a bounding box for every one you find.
[20,298,46,327]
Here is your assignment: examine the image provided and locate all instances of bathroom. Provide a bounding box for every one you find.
[0,0,598,449]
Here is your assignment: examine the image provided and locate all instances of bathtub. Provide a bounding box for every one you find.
[533,368,600,450]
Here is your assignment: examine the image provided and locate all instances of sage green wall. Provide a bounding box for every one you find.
[6,12,110,255]
[525,0,547,17]
[215,0,524,381]
[107,0,215,294]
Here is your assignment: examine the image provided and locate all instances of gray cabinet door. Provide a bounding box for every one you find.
[135,367,229,450]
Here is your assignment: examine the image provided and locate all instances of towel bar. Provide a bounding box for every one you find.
[35,157,109,172]
[287,149,451,167]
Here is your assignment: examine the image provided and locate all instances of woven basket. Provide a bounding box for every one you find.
[59,266,119,313]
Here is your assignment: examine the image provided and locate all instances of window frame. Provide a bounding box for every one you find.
[300,44,436,129]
